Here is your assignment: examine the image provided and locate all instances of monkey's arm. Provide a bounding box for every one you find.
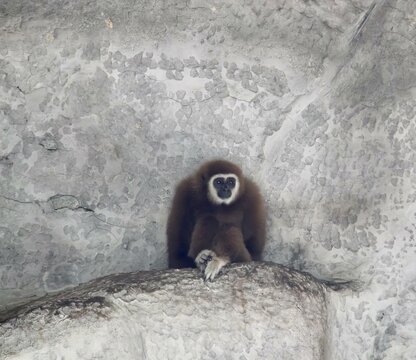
[166,180,195,268]
[242,181,266,261]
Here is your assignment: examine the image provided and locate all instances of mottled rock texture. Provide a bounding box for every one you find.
[0,263,328,360]
[0,0,415,359]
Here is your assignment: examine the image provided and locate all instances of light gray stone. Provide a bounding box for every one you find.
[0,263,328,360]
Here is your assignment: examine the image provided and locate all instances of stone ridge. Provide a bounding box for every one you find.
[0,262,328,323]
[0,262,328,359]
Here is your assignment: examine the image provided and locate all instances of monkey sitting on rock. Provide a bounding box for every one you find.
[167,159,266,280]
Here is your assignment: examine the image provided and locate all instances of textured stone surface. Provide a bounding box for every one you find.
[1,0,416,358]
[0,263,328,360]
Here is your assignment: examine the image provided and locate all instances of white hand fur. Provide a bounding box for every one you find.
[195,249,229,281]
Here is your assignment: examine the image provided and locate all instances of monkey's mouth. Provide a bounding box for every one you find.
[218,190,232,199]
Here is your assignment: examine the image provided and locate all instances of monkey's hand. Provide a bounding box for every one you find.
[195,249,229,281]
[204,255,229,281]
[195,249,216,272]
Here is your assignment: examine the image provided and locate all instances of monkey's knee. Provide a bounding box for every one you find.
[220,225,243,239]
[192,216,219,238]
[188,216,219,259]
[213,226,251,262]
[218,225,244,247]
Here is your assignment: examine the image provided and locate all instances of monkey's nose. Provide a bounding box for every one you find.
[218,189,232,199]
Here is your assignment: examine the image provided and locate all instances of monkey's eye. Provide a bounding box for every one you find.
[226,177,236,187]
[214,178,223,186]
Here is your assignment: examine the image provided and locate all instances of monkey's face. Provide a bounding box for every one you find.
[207,173,240,205]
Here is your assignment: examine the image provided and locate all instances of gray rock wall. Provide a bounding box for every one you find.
[1,0,415,359]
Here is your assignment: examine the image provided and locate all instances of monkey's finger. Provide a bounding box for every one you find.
[196,250,215,263]
[204,270,214,281]
[200,255,213,264]
[201,250,215,260]
[204,264,213,281]
[204,260,222,281]
[208,268,219,281]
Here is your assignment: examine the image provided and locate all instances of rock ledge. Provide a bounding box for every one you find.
[1,262,328,360]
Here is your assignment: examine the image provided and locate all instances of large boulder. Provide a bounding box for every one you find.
[1,263,328,360]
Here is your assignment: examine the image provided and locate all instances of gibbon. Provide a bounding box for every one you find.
[167,159,266,280]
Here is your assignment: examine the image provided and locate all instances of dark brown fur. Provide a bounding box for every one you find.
[167,159,266,268]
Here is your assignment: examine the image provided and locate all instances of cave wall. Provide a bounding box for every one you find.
[1,0,415,358]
